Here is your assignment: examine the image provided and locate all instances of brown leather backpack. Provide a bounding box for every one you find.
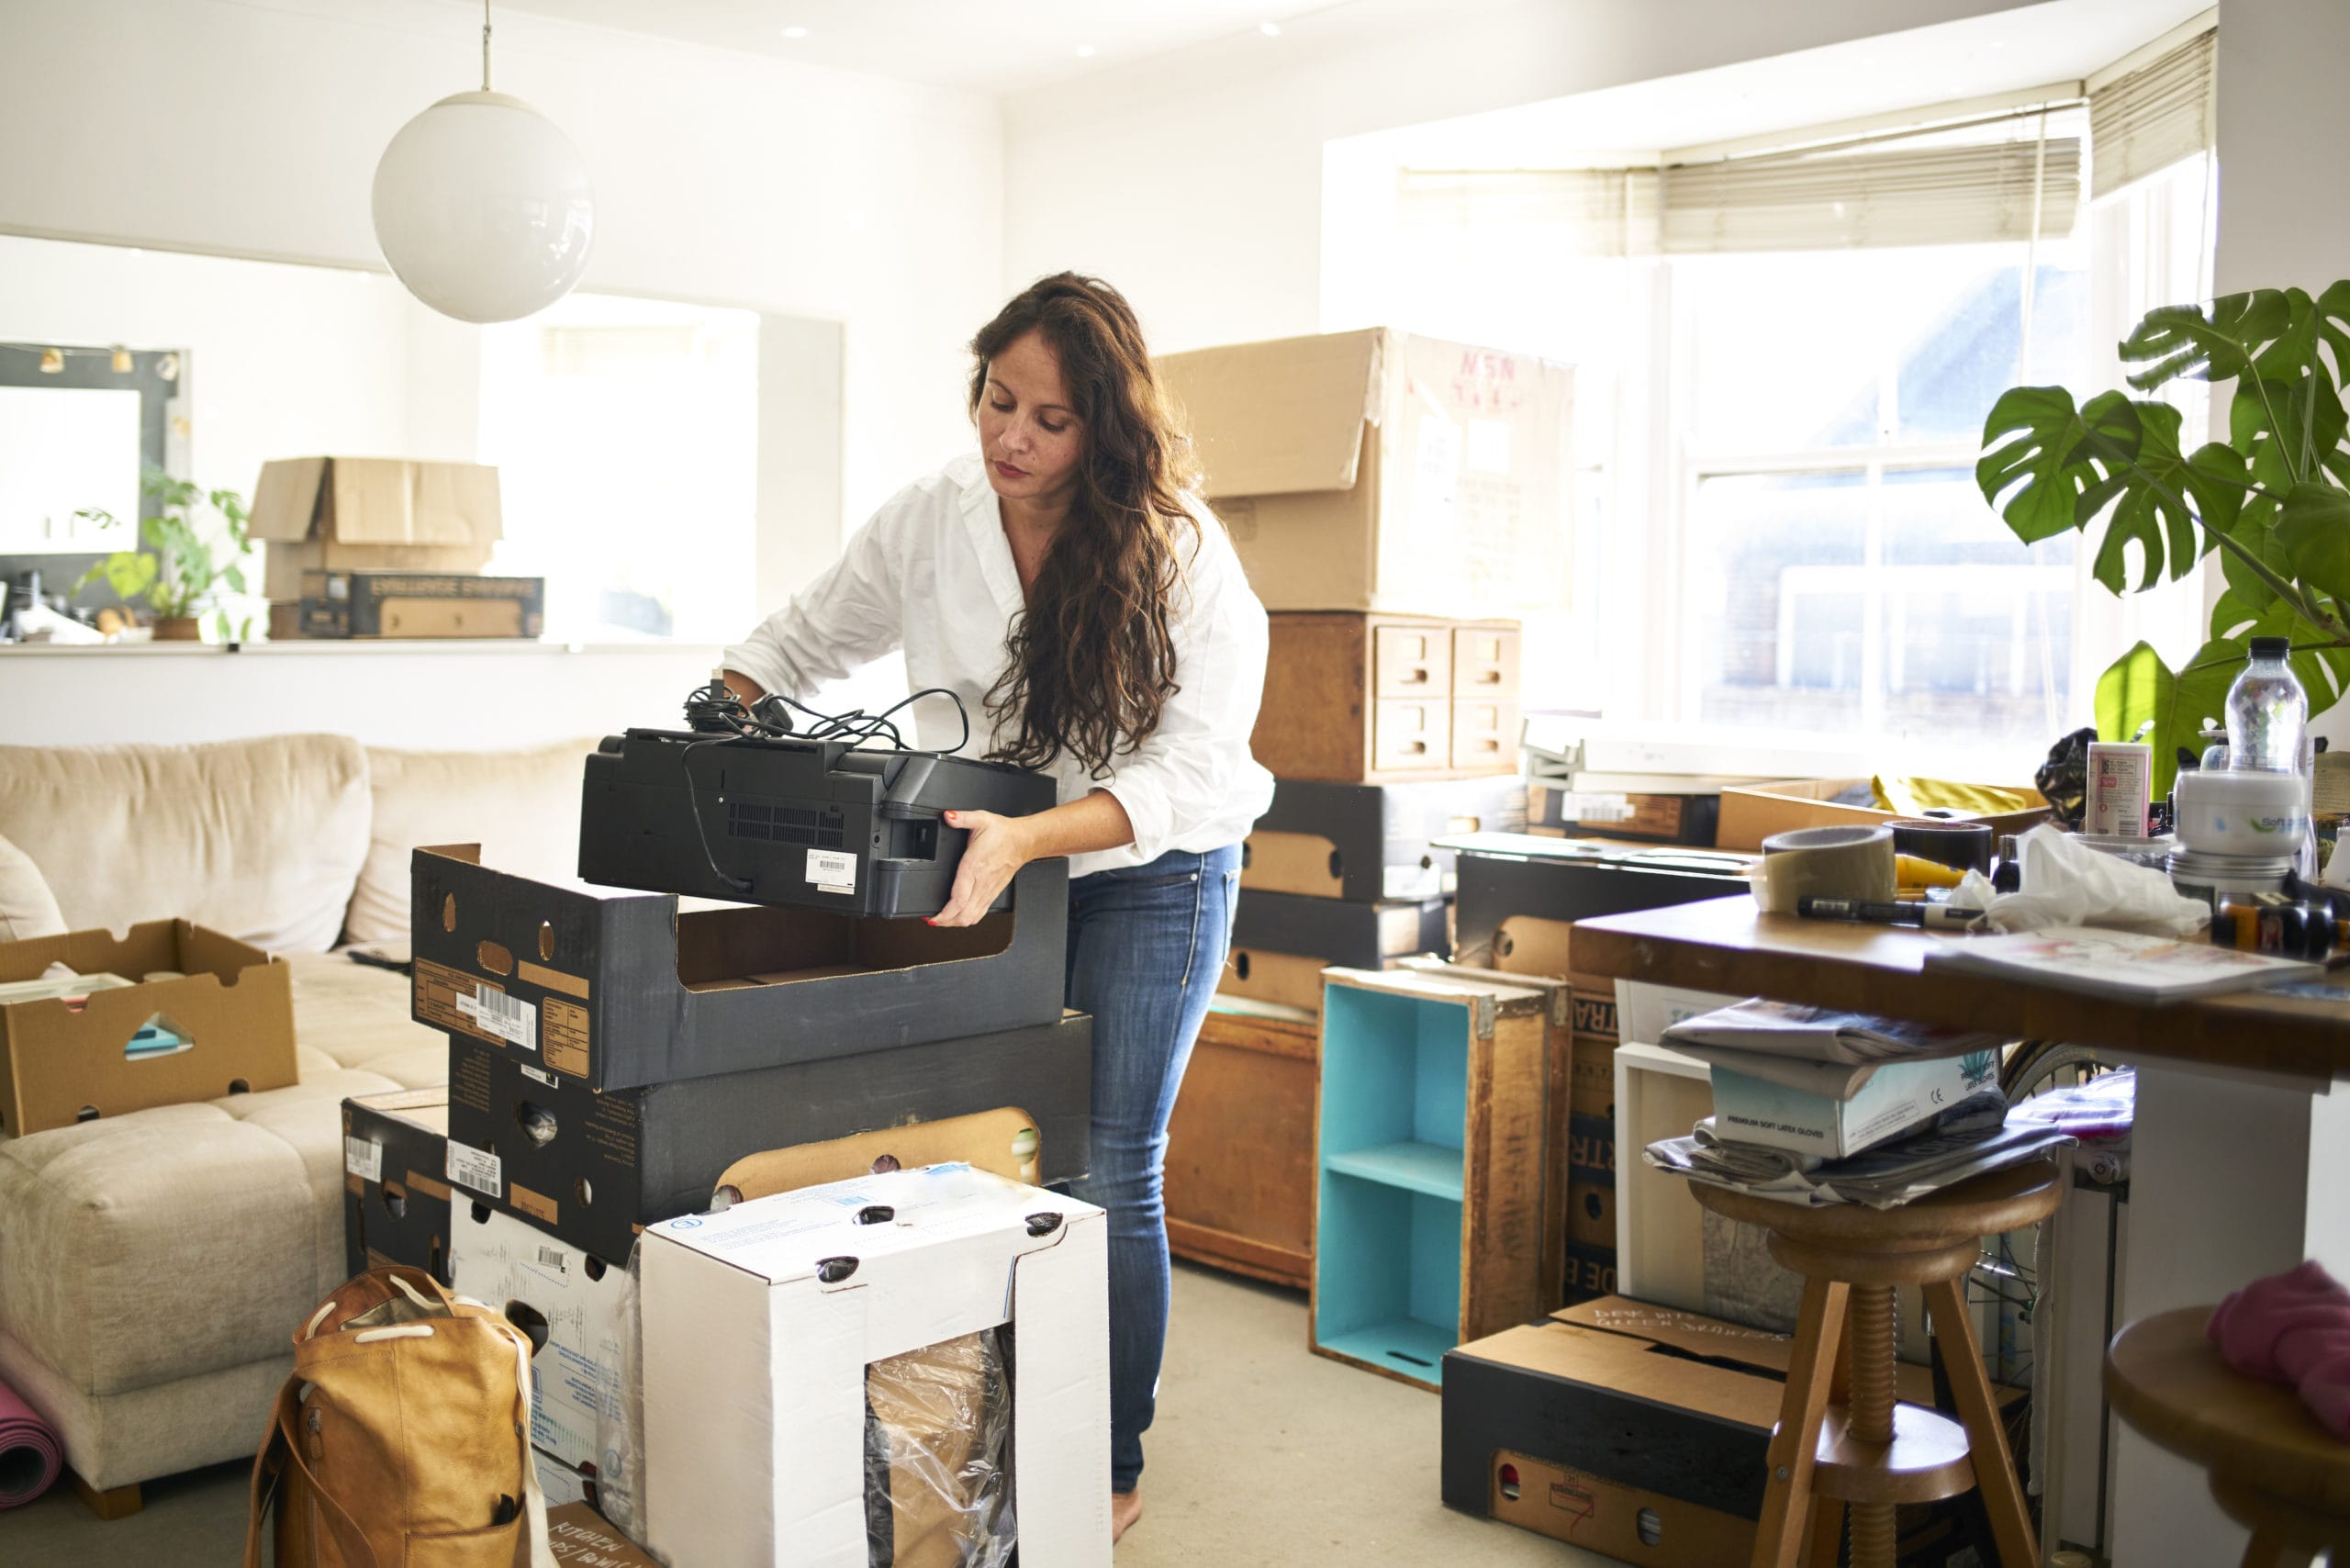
[245,1264,550,1567]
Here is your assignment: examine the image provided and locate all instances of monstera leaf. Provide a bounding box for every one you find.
[2124,288,2312,391]
[1977,386,2143,543]
[2094,638,2248,798]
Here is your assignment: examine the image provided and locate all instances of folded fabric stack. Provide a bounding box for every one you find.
[1641,998,2075,1208]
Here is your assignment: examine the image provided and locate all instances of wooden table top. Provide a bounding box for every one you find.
[1572,896,2350,1080]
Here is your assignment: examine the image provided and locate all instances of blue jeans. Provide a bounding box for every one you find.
[1063,844,1241,1494]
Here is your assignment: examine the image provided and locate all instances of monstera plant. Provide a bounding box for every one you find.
[1977,283,2350,794]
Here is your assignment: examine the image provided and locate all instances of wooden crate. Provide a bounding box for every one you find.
[1310,966,1557,1391]
[1252,612,1521,782]
[1165,1002,1318,1290]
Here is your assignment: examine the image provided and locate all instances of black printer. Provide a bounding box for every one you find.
[578,728,1058,919]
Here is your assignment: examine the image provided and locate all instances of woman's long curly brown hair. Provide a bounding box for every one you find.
[972,273,1201,778]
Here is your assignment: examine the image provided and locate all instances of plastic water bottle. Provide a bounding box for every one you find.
[2226,636,2308,773]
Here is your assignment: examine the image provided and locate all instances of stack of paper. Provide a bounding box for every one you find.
[1644,1115,2075,1209]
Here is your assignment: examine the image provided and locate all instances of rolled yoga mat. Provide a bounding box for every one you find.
[0,1375,62,1507]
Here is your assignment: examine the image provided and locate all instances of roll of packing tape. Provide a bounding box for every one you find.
[1888,818,1993,873]
[1754,825,1897,914]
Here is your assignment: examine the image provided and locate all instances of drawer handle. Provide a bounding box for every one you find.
[1472,668,1502,684]
[1400,741,1427,756]
[1400,666,1429,684]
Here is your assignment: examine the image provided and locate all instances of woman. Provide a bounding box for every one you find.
[721,272,1273,1542]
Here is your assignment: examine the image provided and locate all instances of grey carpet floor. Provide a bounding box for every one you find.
[4,1261,1604,1565]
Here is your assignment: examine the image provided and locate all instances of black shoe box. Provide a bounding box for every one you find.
[341,1088,454,1287]
[441,1011,1094,1263]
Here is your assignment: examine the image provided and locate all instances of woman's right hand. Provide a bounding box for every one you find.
[722,669,766,708]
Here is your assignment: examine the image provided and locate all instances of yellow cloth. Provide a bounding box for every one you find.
[1871,776,2039,817]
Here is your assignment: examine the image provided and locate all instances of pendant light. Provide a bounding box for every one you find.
[372,0,596,324]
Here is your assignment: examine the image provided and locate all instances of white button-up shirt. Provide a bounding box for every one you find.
[722,454,1275,880]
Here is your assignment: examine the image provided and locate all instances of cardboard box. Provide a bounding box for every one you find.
[409,846,1068,1092]
[641,1164,1109,1566]
[547,1501,658,1565]
[1230,890,1449,970]
[1528,783,1722,847]
[452,1204,629,1471]
[298,570,544,639]
[1707,1048,2002,1160]
[538,1454,593,1511]
[1444,833,1754,973]
[1443,1298,2005,1559]
[342,1088,453,1286]
[0,921,297,1137]
[1715,778,2052,853]
[1617,980,1747,1048]
[251,456,501,601]
[1563,1243,1617,1305]
[1245,777,1527,902]
[1156,329,1573,614]
[1164,1002,1319,1291]
[442,1011,1094,1264]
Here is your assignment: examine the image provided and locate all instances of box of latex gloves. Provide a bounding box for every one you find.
[641,1163,1109,1567]
[1661,999,2007,1160]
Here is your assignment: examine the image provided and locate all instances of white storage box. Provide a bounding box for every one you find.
[1707,1049,2002,1159]
[451,1204,629,1472]
[1616,980,1743,1047]
[641,1163,1109,1567]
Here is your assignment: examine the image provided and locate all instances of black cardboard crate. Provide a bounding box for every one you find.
[443,1011,1094,1262]
[299,571,544,639]
[1527,783,1723,847]
[341,1088,453,1286]
[1444,834,1751,969]
[410,846,1068,1091]
[1245,777,1528,902]
[1228,890,1448,970]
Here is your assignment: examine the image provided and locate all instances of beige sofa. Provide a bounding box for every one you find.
[0,733,592,1504]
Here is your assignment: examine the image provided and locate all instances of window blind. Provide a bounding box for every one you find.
[1399,107,2079,257]
[2087,27,2215,199]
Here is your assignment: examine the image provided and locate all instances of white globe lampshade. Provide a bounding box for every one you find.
[372,90,595,324]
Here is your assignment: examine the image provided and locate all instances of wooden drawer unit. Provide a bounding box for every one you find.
[1164,1002,1319,1290]
[1255,612,1522,782]
[1451,625,1521,700]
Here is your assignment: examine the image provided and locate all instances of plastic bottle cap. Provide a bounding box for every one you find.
[2249,636,2291,658]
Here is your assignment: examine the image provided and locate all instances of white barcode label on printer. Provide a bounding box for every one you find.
[343,1137,382,1183]
[446,1139,503,1198]
[456,983,537,1051]
[805,848,857,893]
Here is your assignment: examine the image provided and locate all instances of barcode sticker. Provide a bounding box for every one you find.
[520,1063,557,1089]
[343,1137,382,1183]
[534,1245,570,1275]
[446,1139,502,1198]
[806,848,857,893]
[456,983,537,1052]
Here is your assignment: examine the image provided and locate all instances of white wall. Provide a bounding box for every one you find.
[0,0,1003,541]
[1002,0,2038,353]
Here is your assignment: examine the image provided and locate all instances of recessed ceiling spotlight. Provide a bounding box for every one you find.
[1075,42,1096,57]
[1259,21,1281,36]
[781,26,808,39]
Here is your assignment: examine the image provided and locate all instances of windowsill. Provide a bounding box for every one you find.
[0,639,726,656]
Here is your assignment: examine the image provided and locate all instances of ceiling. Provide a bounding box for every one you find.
[493,0,1338,93]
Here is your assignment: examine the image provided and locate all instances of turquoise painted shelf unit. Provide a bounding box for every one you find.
[1311,966,1558,1391]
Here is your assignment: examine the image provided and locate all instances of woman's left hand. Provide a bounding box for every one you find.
[932,809,1034,927]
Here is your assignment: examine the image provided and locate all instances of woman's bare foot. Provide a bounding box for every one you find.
[1111,1489,1144,1545]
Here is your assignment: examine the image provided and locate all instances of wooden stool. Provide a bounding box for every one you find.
[2107,1305,2350,1567]
[1688,1160,2064,1568]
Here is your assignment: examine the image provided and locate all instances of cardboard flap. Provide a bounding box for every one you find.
[247,457,329,542]
[324,459,502,545]
[1157,329,1382,498]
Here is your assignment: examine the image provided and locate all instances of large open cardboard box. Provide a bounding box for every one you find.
[0,921,296,1136]
[250,456,501,601]
[1156,328,1573,613]
[1715,778,2052,853]
[642,1164,1109,1566]
[409,846,1068,1092]
[1443,1296,2014,1563]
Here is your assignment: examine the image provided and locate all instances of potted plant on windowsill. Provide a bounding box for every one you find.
[1977,283,2350,793]
[75,466,255,642]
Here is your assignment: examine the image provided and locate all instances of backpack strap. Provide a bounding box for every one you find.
[243,1379,381,1568]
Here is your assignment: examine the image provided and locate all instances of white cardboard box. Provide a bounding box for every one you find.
[1707,1048,2002,1159]
[451,1204,629,1472]
[641,1163,1109,1567]
[1616,979,1744,1047]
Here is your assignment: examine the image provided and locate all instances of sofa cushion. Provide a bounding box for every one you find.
[345,737,598,946]
[283,950,448,1082]
[0,831,65,943]
[0,734,370,954]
